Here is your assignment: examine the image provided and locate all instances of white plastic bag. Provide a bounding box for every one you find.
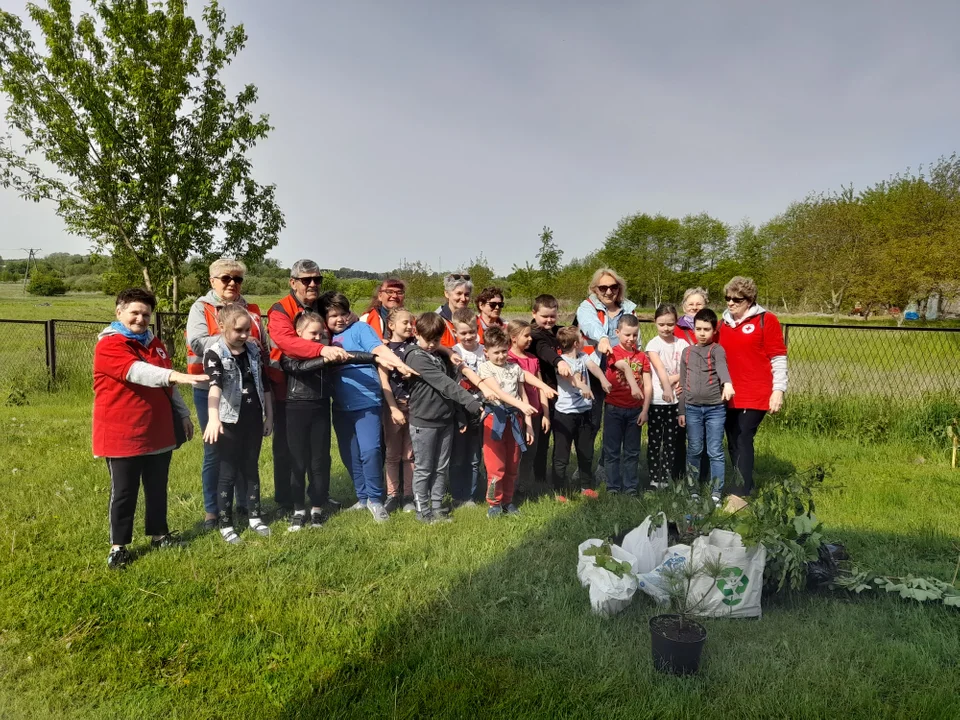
[577,539,604,587]
[621,513,669,574]
[576,539,640,616]
[687,529,766,618]
[637,544,692,604]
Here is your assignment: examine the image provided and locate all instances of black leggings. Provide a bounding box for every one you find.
[552,410,596,491]
[725,408,767,495]
[286,399,332,510]
[647,404,682,487]
[217,408,264,527]
[107,452,172,545]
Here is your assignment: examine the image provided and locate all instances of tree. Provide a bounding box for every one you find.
[535,226,563,280]
[465,253,495,293]
[0,0,284,309]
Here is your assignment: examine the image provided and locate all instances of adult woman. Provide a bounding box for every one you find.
[474,286,505,344]
[675,287,709,345]
[361,278,406,340]
[186,258,264,530]
[436,273,474,347]
[94,288,206,568]
[718,276,787,496]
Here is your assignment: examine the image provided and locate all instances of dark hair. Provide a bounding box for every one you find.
[115,288,156,310]
[694,308,719,330]
[452,308,477,327]
[654,303,678,322]
[532,294,558,312]
[483,325,509,349]
[475,286,504,311]
[416,312,447,342]
[617,314,640,329]
[319,291,350,318]
[557,326,581,351]
[365,278,406,314]
[296,310,325,332]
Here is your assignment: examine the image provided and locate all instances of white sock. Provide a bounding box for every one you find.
[293,510,306,517]
[249,517,263,528]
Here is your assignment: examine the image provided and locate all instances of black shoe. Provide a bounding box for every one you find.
[433,507,453,524]
[107,546,132,569]
[202,517,218,531]
[310,510,326,528]
[325,498,342,513]
[274,506,293,520]
[415,510,434,524]
[150,533,181,549]
[288,512,308,533]
[384,495,401,514]
[504,503,520,516]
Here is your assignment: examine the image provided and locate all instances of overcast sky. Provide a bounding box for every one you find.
[2,0,959,274]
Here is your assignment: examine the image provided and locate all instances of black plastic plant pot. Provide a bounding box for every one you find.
[649,614,708,675]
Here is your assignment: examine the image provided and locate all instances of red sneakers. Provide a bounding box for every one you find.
[581,489,599,499]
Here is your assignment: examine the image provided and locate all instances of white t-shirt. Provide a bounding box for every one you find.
[478,360,525,405]
[453,343,486,377]
[554,351,599,414]
[645,336,689,405]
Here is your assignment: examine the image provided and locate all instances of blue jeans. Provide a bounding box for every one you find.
[194,386,225,514]
[332,406,385,505]
[603,404,642,494]
[684,403,726,493]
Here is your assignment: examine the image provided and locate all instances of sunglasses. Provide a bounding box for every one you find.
[725,296,747,303]
[215,275,244,285]
[485,301,504,309]
[449,273,471,281]
[295,276,323,286]
[596,284,619,294]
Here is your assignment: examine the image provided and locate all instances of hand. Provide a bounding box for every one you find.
[390,407,406,426]
[182,417,194,441]
[637,410,648,427]
[721,383,735,402]
[459,425,468,434]
[769,390,784,414]
[263,417,273,437]
[630,386,644,401]
[525,430,534,446]
[541,386,558,400]
[600,379,613,394]
[170,371,209,385]
[582,388,594,402]
[662,389,675,403]
[597,337,613,355]
[518,402,536,417]
[203,418,223,444]
[678,415,686,428]
[556,361,573,378]
[374,351,418,376]
[449,353,464,367]
[320,345,350,362]
[541,415,551,433]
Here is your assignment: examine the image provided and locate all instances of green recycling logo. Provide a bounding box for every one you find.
[716,567,749,606]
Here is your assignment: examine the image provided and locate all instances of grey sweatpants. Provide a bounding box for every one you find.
[409,424,454,512]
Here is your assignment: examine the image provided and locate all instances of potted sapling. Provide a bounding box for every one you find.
[649,553,728,675]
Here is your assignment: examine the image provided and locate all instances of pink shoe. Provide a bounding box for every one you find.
[581,488,599,499]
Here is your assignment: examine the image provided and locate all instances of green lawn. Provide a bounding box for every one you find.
[0,390,958,719]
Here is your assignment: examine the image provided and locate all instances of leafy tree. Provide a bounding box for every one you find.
[0,0,284,309]
[506,262,541,305]
[535,226,563,280]
[27,271,66,295]
[465,253,495,293]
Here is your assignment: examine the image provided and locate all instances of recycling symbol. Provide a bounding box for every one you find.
[716,567,749,606]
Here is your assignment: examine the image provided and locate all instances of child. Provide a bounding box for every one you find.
[320,292,415,523]
[645,304,689,489]
[280,311,379,531]
[477,326,557,517]
[203,304,274,544]
[383,308,418,513]
[552,326,611,500]
[678,308,735,503]
[393,312,483,524]
[507,319,551,498]
[450,307,486,505]
[602,315,652,496]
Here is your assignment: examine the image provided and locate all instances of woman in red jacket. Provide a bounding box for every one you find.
[93,288,207,569]
[718,276,788,496]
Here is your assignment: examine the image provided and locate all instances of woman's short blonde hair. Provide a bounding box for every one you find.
[209,258,247,278]
[681,286,709,307]
[588,267,626,304]
[723,276,758,304]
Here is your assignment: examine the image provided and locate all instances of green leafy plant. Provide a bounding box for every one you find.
[660,554,730,630]
[830,551,960,608]
[653,474,735,544]
[582,543,632,578]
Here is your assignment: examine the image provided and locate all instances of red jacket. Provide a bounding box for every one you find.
[93,333,175,457]
[718,310,786,411]
[267,292,327,400]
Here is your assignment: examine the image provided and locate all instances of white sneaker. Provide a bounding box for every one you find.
[368,502,390,523]
[249,519,271,537]
[347,501,367,511]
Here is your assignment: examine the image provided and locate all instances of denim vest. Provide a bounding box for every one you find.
[212,338,265,424]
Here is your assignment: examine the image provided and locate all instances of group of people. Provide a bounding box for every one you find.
[92,260,788,568]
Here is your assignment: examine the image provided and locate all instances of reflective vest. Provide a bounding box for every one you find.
[476,317,503,346]
[266,293,304,387]
[577,307,606,355]
[361,307,387,340]
[185,302,262,374]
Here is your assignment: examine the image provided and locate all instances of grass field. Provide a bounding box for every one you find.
[0,389,958,719]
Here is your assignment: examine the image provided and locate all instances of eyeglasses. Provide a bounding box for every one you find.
[485,301,504,309]
[596,284,619,294]
[725,296,747,304]
[215,275,244,285]
[295,276,323,286]
[381,289,405,297]
[449,273,471,281]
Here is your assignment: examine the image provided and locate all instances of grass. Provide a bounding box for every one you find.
[0,390,958,719]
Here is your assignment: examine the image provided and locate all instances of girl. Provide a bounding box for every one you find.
[507,320,551,498]
[203,303,273,544]
[450,307,486,505]
[383,308,418,513]
[645,304,689,489]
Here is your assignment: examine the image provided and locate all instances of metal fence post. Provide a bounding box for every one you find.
[783,323,790,347]
[155,311,163,345]
[45,320,57,383]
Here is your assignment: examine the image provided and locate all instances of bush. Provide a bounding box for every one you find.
[65,274,103,292]
[27,273,67,296]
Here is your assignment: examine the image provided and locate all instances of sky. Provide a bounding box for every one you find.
[2,0,959,274]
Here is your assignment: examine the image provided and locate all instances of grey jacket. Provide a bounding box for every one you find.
[209,337,266,424]
[678,343,732,413]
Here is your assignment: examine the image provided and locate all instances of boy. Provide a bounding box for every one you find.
[394,312,483,524]
[450,308,486,505]
[602,315,652,495]
[678,308,735,504]
[552,326,612,500]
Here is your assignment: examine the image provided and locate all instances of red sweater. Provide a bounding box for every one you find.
[718,311,786,411]
[604,345,651,409]
[93,334,175,457]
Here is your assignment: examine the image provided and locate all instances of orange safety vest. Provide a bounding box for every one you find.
[578,307,606,355]
[362,307,387,340]
[476,317,504,346]
[185,302,262,374]
[440,316,456,348]
[266,293,305,386]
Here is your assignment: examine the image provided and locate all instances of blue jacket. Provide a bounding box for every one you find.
[210,338,266,424]
[576,295,638,349]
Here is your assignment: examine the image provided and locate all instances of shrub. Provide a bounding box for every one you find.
[27,273,67,296]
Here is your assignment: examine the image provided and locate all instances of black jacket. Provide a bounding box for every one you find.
[397,343,482,428]
[530,324,566,389]
[280,352,377,402]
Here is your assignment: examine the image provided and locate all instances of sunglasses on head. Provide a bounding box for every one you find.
[725,296,747,303]
[596,284,619,294]
[295,276,323,286]
[486,301,504,309]
[215,275,244,285]
[449,273,471,281]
